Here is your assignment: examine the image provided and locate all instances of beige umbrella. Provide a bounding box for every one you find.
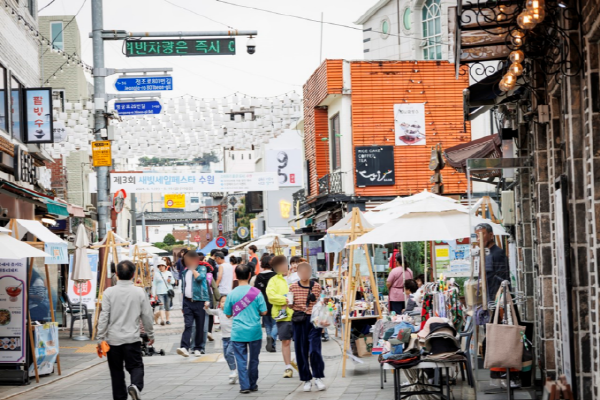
[71,224,92,341]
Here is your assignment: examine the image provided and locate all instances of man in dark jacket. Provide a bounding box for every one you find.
[475,223,510,301]
[253,255,277,352]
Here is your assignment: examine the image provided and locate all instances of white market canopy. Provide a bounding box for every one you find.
[0,233,52,259]
[246,233,300,250]
[328,209,375,233]
[11,219,66,244]
[348,210,508,246]
[131,242,165,255]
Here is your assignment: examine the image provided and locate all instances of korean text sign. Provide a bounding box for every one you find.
[125,38,236,57]
[0,258,27,364]
[67,254,98,310]
[24,88,54,144]
[110,172,279,193]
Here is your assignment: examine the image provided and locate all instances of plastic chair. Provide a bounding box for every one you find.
[61,292,93,338]
[459,316,474,387]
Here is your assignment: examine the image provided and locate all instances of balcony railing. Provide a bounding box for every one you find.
[292,189,309,215]
[318,171,344,196]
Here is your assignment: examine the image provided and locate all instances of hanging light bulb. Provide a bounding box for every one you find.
[517,10,537,30]
[510,30,526,47]
[509,62,524,76]
[530,7,545,23]
[499,72,517,92]
[509,50,525,63]
[526,0,545,10]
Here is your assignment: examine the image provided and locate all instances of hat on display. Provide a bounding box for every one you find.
[418,317,453,339]
[427,322,457,337]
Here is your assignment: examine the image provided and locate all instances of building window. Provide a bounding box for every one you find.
[191,197,200,204]
[52,89,66,112]
[403,7,412,30]
[10,77,22,142]
[380,18,391,39]
[0,64,6,133]
[330,114,341,171]
[50,21,64,51]
[422,0,442,60]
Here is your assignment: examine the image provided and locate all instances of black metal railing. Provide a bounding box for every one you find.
[292,189,309,215]
[318,171,344,196]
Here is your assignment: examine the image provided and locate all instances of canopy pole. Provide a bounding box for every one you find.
[424,241,428,284]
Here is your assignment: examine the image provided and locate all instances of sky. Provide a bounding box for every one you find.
[39,0,378,100]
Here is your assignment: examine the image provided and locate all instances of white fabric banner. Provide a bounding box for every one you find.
[67,254,99,310]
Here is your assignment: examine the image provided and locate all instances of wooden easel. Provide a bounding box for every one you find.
[9,220,63,382]
[269,236,284,256]
[131,245,151,288]
[328,208,381,377]
[90,231,129,339]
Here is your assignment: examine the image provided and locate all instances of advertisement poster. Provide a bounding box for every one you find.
[44,242,68,265]
[0,258,27,364]
[434,238,471,277]
[24,88,53,144]
[28,323,59,377]
[164,194,186,209]
[355,146,395,186]
[110,172,279,193]
[394,103,426,146]
[67,254,99,310]
[265,149,303,187]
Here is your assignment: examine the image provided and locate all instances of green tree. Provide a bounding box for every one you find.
[191,152,219,166]
[163,233,176,246]
[234,199,255,242]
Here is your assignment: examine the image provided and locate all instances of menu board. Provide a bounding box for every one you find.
[0,258,27,364]
[355,146,395,187]
[29,323,59,377]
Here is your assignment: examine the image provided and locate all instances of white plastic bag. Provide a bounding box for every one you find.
[312,302,334,328]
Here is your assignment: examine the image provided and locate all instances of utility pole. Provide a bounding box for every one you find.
[92,0,109,239]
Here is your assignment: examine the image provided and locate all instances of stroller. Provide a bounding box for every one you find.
[140,295,165,357]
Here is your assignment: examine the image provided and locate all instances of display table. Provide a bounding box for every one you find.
[382,361,461,400]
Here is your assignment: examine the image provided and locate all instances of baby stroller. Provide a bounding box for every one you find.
[140,295,165,357]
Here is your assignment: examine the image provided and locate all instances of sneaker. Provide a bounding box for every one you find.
[176,348,189,357]
[274,309,288,321]
[128,384,142,400]
[229,371,238,384]
[200,349,206,354]
[166,321,171,325]
[250,386,258,392]
[303,381,312,392]
[314,378,326,391]
[290,360,298,371]
[283,368,293,378]
[266,337,275,353]
[208,333,214,342]
[193,350,202,357]
[239,389,250,394]
[160,321,165,326]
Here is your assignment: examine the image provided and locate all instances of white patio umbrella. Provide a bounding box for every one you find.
[348,210,508,246]
[0,232,52,259]
[247,234,300,249]
[71,224,92,341]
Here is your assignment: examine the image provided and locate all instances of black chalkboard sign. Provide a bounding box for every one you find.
[355,146,395,186]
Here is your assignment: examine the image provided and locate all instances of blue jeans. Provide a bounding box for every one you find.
[231,340,261,391]
[222,338,236,371]
[263,315,277,340]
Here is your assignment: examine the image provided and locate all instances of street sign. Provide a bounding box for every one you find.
[114,75,173,92]
[194,235,200,243]
[164,194,185,209]
[92,141,112,167]
[125,38,236,57]
[218,223,224,231]
[215,236,227,248]
[237,226,249,239]
[114,100,162,116]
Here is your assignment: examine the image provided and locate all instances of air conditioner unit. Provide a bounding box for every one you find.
[501,190,515,226]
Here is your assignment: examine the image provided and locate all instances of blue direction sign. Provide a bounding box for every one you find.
[114,100,162,116]
[114,76,173,92]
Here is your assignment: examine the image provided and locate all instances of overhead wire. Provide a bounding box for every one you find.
[38,0,57,12]
[163,0,236,30]
[42,0,87,56]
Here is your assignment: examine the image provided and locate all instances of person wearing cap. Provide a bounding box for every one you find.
[475,223,510,300]
[152,263,174,325]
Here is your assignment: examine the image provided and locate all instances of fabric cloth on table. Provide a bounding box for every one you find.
[373,320,403,341]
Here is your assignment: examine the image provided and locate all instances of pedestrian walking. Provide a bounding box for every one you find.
[224,263,268,394]
[248,245,260,275]
[152,263,174,325]
[289,262,327,392]
[97,260,154,400]
[252,255,278,352]
[176,249,209,357]
[386,253,413,314]
[266,255,296,378]
[205,296,238,384]
[230,256,240,289]
[216,251,234,296]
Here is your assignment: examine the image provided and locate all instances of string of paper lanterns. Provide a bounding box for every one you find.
[499,0,545,92]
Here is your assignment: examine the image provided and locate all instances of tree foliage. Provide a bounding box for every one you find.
[138,152,219,167]
[234,199,255,243]
[163,233,176,246]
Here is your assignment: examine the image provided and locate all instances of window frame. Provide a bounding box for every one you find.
[10,76,23,142]
[421,0,442,60]
[0,63,7,134]
[50,21,65,51]
[380,17,391,40]
[329,113,341,172]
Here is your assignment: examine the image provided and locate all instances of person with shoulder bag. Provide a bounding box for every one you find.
[152,263,174,325]
[289,262,326,392]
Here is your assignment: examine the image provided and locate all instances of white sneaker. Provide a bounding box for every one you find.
[193,350,202,357]
[176,348,189,357]
[303,381,312,392]
[128,384,142,400]
[314,379,326,391]
[229,371,238,384]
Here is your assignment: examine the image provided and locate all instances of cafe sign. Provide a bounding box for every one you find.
[23,88,54,144]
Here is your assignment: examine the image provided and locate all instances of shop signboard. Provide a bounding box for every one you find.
[0,258,27,364]
[394,103,426,146]
[92,141,112,167]
[110,172,279,193]
[237,226,249,239]
[125,38,236,57]
[28,322,59,377]
[164,194,185,209]
[67,253,99,310]
[434,238,471,277]
[265,149,303,187]
[355,146,395,187]
[23,88,54,144]
[265,188,296,228]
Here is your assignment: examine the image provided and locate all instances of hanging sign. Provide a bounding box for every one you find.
[164,194,185,209]
[114,100,162,116]
[125,38,236,57]
[110,172,279,193]
[265,149,303,187]
[23,88,54,144]
[237,226,249,239]
[92,141,112,167]
[53,120,67,143]
[67,253,99,310]
[0,258,27,364]
[355,146,395,187]
[394,103,426,146]
[114,75,173,92]
[44,242,68,264]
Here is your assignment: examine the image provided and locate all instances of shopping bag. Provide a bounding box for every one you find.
[464,278,482,307]
[312,302,333,328]
[484,291,525,370]
[356,337,372,357]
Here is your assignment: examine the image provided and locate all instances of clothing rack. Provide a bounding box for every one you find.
[486,290,525,311]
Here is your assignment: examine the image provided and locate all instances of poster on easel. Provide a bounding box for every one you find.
[0,258,27,364]
[67,254,99,310]
[28,322,59,377]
